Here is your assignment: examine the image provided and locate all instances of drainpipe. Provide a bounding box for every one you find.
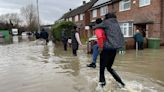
[161,0,163,42]
[111,0,114,13]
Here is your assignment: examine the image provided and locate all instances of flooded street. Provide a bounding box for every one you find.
[0,36,164,92]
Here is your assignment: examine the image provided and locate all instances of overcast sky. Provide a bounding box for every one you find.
[0,0,90,24]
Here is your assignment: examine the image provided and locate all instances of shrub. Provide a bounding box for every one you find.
[52,21,75,41]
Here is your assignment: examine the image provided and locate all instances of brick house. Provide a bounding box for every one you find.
[60,0,97,39]
[90,0,164,49]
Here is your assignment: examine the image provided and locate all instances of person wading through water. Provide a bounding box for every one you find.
[94,13,125,88]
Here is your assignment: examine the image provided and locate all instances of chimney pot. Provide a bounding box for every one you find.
[69,8,72,11]
[83,1,86,4]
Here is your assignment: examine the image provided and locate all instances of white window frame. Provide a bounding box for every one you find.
[100,6,108,16]
[80,14,84,20]
[92,9,97,18]
[119,22,133,37]
[75,15,79,22]
[69,17,72,21]
[139,0,151,7]
[119,0,131,11]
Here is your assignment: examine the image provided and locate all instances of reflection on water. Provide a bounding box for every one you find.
[0,40,164,92]
[0,35,35,45]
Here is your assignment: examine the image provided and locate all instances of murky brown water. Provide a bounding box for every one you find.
[0,36,164,92]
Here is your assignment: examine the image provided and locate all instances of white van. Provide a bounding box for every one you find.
[12,29,18,36]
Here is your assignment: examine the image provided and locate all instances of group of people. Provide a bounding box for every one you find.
[34,29,49,45]
[60,13,126,88]
[35,13,145,89]
[61,26,82,56]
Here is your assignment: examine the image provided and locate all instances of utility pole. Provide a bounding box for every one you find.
[36,0,40,32]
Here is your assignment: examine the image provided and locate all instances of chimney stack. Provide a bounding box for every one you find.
[69,8,72,11]
[83,1,86,5]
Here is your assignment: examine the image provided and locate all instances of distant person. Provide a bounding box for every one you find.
[134,29,144,50]
[94,13,125,88]
[71,26,82,56]
[61,29,68,51]
[40,28,49,45]
[34,31,40,39]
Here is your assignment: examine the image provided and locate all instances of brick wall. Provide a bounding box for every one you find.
[113,0,161,38]
[90,0,163,48]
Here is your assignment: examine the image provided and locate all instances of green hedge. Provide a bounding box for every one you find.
[52,21,75,41]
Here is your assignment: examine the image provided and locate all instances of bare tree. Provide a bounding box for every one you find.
[0,13,21,27]
[21,4,38,32]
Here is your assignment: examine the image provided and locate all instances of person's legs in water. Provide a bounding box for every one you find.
[99,50,106,87]
[106,49,125,87]
[87,44,99,68]
[138,42,141,50]
[140,42,144,50]
[64,43,67,51]
[72,49,77,56]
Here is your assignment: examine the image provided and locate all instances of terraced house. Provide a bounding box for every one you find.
[90,0,164,49]
[61,0,164,49]
[60,0,97,39]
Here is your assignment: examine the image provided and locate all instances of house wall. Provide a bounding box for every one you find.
[114,0,162,48]
[90,0,162,49]
[113,0,161,38]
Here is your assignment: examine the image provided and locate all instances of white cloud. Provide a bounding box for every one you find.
[0,0,91,24]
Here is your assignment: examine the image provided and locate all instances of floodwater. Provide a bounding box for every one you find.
[0,36,164,92]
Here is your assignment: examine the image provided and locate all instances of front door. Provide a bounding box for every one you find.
[135,24,146,37]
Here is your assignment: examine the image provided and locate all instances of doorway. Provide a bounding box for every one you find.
[135,24,146,37]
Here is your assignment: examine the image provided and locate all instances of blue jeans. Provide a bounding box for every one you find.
[92,44,99,64]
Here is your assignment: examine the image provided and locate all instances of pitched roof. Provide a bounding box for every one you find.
[93,0,111,7]
[91,0,121,10]
[61,0,98,19]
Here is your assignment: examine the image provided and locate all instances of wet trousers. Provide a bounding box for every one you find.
[92,44,99,64]
[72,49,77,56]
[99,49,124,86]
[64,43,67,51]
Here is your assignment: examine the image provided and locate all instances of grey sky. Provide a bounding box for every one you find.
[0,0,90,24]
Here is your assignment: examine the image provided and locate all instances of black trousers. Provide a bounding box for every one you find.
[72,49,77,56]
[138,42,144,50]
[64,43,67,51]
[99,49,124,85]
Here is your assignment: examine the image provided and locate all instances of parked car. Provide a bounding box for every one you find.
[0,32,4,38]
[21,32,28,36]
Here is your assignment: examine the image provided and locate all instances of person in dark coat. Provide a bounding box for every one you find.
[34,31,40,39]
[71,26,82,56]
[40,28,49,45]
[61,29,68,51]
[134,29,144,50]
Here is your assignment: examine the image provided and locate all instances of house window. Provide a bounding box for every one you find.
[100,6,108,16]
[119,0,131,11]
[92,9,97,18]
[69,17,72,21]
[66,18,69,21]
[80,14,84,20]
[75,15,79,22]
[139,0,150,7]
[119,22,133,37]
